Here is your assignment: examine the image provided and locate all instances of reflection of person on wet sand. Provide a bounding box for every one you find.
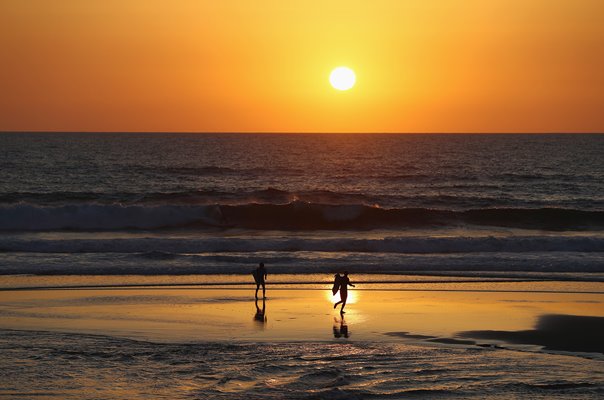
[333,315,349,338]
[254,298,267,325]
[333,271,355,313]
[252,262,267,299]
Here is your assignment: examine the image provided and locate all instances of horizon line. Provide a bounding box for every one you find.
[1,131,603,135]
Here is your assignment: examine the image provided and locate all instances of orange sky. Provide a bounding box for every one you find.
[1,0,603,133]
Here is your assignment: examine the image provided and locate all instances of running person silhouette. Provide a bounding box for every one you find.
[333,271,355,313]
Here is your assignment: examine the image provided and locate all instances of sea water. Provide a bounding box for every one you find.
[0,133,602,279]
[1,329,603,399]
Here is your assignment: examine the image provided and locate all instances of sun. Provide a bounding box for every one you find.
[329,67,356,91]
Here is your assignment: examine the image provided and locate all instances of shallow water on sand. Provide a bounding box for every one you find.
[1,329,603,399]
[1,284,603,342]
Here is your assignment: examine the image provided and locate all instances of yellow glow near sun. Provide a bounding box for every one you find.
[327,288,359,305]
[329,67,356,91]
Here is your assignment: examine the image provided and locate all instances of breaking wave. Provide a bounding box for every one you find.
[1,202,603,231]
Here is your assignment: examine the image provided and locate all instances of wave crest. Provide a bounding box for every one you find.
[1,202,603,231]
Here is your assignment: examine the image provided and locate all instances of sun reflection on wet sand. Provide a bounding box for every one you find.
[0,283,602,346]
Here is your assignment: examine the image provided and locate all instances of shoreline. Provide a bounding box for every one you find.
[1,281,602,355]
[1,273,603,291]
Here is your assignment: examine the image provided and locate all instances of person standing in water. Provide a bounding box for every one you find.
[333,271,355,313]
[253,262,268,299]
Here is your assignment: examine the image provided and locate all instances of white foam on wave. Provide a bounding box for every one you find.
[1,247,603,276]
[1,235,603,254]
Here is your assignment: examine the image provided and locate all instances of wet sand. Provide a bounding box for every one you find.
[458,314,604,353]
[0,280,602,354]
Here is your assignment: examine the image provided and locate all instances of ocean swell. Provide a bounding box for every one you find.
[1,202,603,231]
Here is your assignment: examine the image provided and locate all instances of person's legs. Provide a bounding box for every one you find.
[255,284,260,299]
[340,293,348,313]
[261,283,266,299]
[334,293,343,309]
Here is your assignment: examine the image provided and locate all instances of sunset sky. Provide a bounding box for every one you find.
[1,0,603,133]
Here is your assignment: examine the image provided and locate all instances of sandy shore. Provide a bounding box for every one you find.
[2,279,604,399]
[1,279,602,355]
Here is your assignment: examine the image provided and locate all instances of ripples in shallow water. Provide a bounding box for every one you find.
[1,330,603,399]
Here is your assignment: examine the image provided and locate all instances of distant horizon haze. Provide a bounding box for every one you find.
[1,131,603,135]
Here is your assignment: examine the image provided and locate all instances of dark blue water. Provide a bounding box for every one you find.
[1,133,603,210]
[0,133,603,277]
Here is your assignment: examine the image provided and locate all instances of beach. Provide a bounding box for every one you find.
[1,276,603,344]
[1,276,603,398]
[0,133,603,398]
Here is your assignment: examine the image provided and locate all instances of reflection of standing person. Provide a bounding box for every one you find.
[252,262,267,299]
[333,271,355,313]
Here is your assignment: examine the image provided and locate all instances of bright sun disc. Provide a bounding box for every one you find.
[329,67,356,91]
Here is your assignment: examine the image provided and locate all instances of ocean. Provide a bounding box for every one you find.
[0,133,602,279]
[1,133,604,399]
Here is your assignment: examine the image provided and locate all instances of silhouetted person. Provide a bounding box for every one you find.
[252,262,267,299]
[333,271,355,313]
[254,297,267,326]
